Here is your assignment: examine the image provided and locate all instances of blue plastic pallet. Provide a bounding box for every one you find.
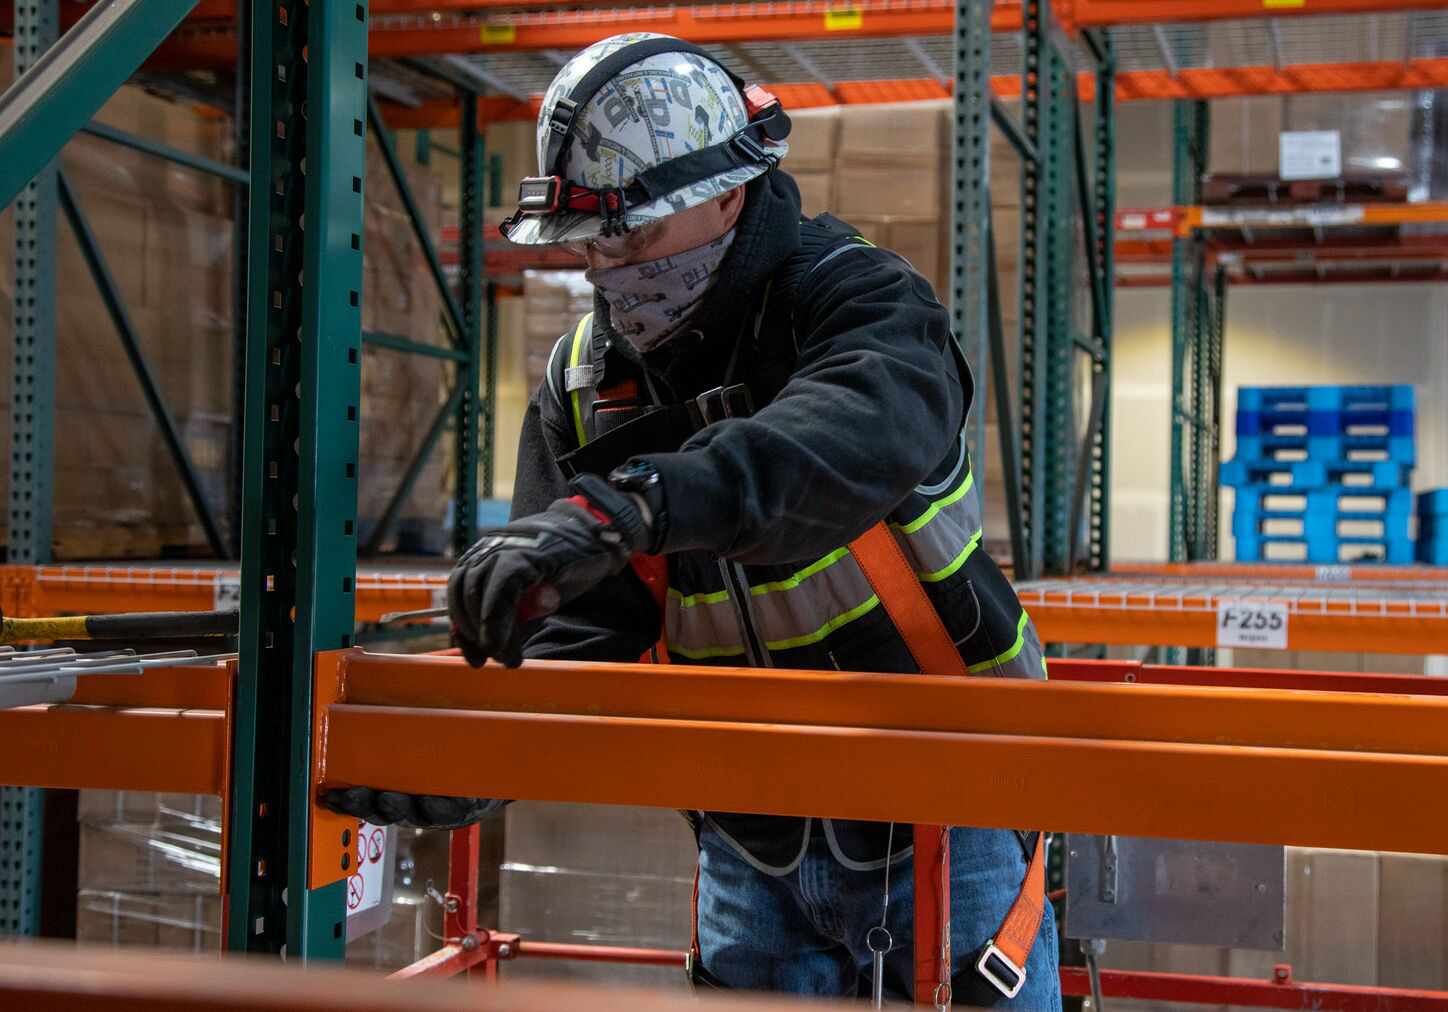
[1220,458,1410,491]
[1236,531,1415,565]
[1418,488,1448,518]
[1237,384,1415,415]
[1233,431,1415,466]
[1232,486,1413,537]
[1417,539,1448,566]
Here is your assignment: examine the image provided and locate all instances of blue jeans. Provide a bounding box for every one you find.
[695,822,1061,1008]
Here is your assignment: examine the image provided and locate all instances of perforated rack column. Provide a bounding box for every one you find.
[1,0,58,942]
[228,0,368,958]
[952,0,993,509]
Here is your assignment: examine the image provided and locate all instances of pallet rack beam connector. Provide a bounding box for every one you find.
[0,0,201,211]
[228,0,367,959]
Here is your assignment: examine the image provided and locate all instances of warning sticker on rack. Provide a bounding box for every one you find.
[345,819,388,919]
[1215,600,1289,650]
[1314,565,1352,583]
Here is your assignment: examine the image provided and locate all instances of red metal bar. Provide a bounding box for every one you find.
[1046,658,1448,696]
[912,825,949,1006]
[1060,964,1448,1010]
[512,941,688,968]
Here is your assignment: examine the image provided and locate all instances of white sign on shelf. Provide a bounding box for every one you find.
[1279,130,1341,181]
[1215,600,1290,650]
[213,574,241,611]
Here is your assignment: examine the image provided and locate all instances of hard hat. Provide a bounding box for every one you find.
[501,33,791,246]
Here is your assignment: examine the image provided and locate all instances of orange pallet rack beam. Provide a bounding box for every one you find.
[307,650,1448,868]
[0,563,446,625]
[1017,576,1448,654]
[0,659,232,795]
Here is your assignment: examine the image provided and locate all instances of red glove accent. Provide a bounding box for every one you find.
[568,494,614,527]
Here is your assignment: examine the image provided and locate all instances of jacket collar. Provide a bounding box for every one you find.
[596,169,804,396]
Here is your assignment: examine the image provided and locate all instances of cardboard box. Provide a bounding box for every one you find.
[791,168,834,218]
[782,106,839,173]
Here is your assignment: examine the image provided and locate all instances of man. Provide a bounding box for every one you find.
[330,33,1060,1007]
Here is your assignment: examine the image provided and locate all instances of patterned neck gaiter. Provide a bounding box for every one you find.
[585,229,735,353]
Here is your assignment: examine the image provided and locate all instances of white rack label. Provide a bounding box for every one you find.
[214,575,241,611]
[1314,566,1352,583]
[1216,601,1289,650]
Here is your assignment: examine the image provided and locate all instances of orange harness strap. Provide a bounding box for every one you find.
[847,521,1045,1004]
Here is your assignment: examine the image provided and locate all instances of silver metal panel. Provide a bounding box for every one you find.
[1065,835,1285,950]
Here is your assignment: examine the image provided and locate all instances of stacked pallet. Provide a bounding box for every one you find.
[1223,385,1415,564]
[1418,490,1448,566]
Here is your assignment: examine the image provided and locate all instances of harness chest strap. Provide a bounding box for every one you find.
[846,522,1045,1003]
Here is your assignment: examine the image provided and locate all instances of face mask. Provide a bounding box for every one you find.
[585,229,735,353]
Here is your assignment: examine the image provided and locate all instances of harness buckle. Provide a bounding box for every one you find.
[975,940,1026,999]
[693,384,754,425]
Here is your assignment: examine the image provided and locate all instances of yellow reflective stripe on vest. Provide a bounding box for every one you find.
[749,546,852,597]
[917,528,982,583]
[667,587,731,608]
[568,312,593,448]
[894,467,973,535]
[967,609,1031,674]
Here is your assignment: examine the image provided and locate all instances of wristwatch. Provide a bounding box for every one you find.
[608,460,667,553]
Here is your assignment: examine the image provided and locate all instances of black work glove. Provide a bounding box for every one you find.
[447,473,654,668]
[322,787,506,831]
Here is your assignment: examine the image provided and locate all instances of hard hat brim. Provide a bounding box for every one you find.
[503,156,783,247]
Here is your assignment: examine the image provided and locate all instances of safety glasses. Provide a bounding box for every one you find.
[559,219,667,260]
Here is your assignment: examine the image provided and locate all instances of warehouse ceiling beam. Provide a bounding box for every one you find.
[56,170,230,559]
[0,0,201,211]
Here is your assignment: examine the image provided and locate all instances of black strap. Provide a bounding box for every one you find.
[544,37,740,177]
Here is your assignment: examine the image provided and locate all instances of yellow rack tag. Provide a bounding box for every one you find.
[1262,0,1305,8]
[824,8,863,30]
[480,23,517,43]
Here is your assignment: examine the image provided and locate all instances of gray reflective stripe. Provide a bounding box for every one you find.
[700,814,813,877]
[821,819,913,871]
[665,467,983,659]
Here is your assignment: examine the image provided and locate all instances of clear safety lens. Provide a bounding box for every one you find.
[560,220,666,260]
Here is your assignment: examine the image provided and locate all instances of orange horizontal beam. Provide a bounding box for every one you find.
[0,704,226,794]
[1,564,446,624]
[315,651,1448,855]
[0,940,818,1012]
[1020,584,1448,653]
[374,57,1448,133]
[332,651,1448,758]
[1071,0,1448,27]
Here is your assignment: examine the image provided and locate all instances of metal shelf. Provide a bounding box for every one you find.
[1019,576,1448,654]
[1,563,447,626]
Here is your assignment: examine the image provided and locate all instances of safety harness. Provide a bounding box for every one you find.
[551,213,1047,1002]
[502,37,792,238]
